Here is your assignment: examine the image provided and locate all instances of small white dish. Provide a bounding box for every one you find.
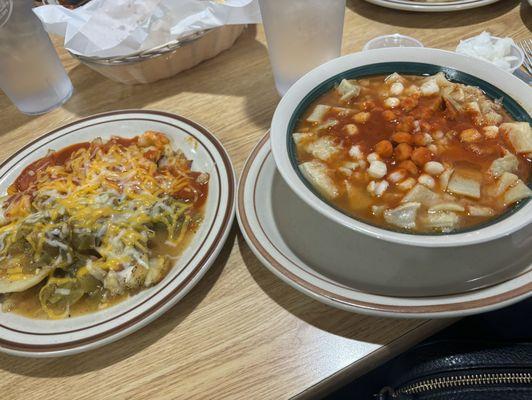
[362,0,502,12]
[456,35,524,73]
[0,110,236,357]
[237,134,532,318]
[363,34,423,51]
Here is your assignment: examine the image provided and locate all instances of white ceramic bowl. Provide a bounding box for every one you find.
[270,48,531,293]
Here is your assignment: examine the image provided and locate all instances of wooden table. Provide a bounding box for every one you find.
[0,2,528,399]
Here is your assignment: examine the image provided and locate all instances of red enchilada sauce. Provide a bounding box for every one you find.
[8,135,208,208]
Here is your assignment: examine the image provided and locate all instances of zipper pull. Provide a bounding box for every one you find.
[375,387,414,400]
[375,386,394,400]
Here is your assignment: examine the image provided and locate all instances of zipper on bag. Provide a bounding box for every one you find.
[378,371,532,398]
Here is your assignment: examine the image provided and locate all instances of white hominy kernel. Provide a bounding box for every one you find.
[428,144,438,154]
[423,133,433,144]
[353,111,371,124]
[432,130,444,140]
[418,174,436,188]
[338,167,352,177]
[398,177,416,191]
[405,85,420,96]
[367,180,377,193]
[460,128,482,143]
[483,125,499,139]
[390,82,404,96]
[375,180,389,197]
[384,97,400,108]
[424,161,445,176]
[343,124,359,136]
[343,161,359,171]
[388,170,406,183]
[413,120,421,132]
[367,152,380,162]
[368,160,387,178]
[349,145,364,160]
[420,80,439,96]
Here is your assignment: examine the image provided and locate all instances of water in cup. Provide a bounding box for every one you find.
[258,0,346,95]
[0,0,73,115]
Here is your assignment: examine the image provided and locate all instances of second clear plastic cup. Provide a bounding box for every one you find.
[259,0,346,96]
[0,0,73,115]
[363,34,424,51]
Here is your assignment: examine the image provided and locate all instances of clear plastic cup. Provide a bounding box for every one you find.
[259,0,346,96]
[363,34,424,51]
[0,0,73,115]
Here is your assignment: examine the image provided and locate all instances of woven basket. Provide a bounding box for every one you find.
[41,1,245,84]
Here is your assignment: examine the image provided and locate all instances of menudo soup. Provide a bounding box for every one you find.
[293,72,531,233]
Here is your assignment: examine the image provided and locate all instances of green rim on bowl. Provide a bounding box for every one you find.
[286,62,532,236]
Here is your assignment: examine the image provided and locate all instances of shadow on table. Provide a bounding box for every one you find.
[238,233,412,345]
[0,225,237,378]
[0,26,274,136]
[348,0,521,29]
[61,25,275,127]
[0,98,36,138]
[520,0,532,31]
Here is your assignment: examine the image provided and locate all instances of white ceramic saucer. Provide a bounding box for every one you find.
[0,110,236,357]
[236,133,532,319]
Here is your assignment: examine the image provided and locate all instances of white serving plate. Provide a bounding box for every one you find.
[237,134,532,318]
[363,0,501,12]
[0,110,235,357]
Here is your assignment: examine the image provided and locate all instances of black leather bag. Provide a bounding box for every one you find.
[376,340,532,400]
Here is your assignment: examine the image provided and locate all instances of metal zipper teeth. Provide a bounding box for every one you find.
[397,372,532,395]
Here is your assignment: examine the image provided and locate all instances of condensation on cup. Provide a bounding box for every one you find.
[258,0,346,96]
[0,0,73,115]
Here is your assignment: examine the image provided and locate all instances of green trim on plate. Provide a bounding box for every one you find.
[287,62,531,236]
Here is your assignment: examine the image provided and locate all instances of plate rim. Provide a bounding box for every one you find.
[236,133,532,318]
[362,0,501,12]
[0,109,236,357]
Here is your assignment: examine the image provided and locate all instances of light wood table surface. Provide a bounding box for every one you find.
[0,2,529,399]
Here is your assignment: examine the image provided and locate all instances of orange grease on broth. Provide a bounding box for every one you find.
[294,75,530,232]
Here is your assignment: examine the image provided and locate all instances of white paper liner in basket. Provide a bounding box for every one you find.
[36,0,259,83]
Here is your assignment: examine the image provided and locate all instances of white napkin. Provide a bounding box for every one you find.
[34,0,261,58]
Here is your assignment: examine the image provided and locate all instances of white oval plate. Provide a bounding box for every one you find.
[0,110,235,357]
[237,134,532,318]
[363,0,501,12]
